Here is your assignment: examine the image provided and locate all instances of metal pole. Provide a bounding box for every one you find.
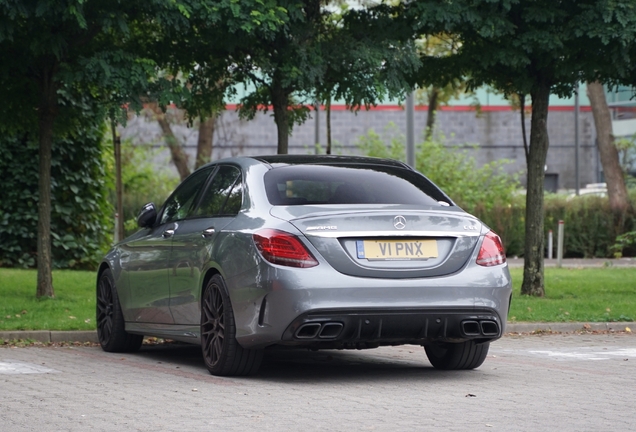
[314,102,320,154]
[557,220,564,268]
[111,118,124,244]
[547,230,553,260]
[574,84,580,195]
[406,91,415,168]
[114,213,120,244]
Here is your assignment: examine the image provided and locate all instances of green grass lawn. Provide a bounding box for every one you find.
[1,267,635,331]
[508,267,636,322]
[1,269,96,331]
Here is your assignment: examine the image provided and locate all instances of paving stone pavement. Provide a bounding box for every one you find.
[1,333,635,432]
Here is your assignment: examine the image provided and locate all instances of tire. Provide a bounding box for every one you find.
[96,268,143,353]
[201,275,263,376]
[424,340,490,370]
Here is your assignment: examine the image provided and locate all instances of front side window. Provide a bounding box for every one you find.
[160,168,212,224]
[194,165,243,217]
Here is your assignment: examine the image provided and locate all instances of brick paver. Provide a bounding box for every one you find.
[1,333,635,431]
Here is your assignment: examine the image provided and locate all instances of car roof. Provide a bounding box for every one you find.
[250,154,412,169]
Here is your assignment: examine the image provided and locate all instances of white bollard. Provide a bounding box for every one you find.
[556,220,564,268]
[548,230,553,259]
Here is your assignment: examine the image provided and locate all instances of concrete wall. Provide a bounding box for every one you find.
[120,106,600,190]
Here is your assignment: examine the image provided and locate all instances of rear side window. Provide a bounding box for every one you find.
[263,164,449,206]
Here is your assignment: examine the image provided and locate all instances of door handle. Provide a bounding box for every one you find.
[202,228,215,238]
[162,229,175,238]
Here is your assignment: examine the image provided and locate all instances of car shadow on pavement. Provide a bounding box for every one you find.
[256,347,459,383]
[134,343,478,383]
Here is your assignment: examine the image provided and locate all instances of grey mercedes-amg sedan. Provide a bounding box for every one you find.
[97,155,511,376]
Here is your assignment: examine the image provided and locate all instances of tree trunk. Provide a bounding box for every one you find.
[195,115,216,169]
[149,102,191,180]
[36,67,57,298]
[586,81,631,213]
[425,87,440,140]
[521,82,551,297]
[272,75,290,154]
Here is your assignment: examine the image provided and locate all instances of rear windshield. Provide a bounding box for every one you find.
[263,164,451,206]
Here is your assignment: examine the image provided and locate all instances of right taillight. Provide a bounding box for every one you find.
[476,231,506,267]
[253,229,319,268]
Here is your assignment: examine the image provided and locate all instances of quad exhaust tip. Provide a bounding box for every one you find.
[461,320,500,337]
[480,320,499,336]
[295,322,344,339]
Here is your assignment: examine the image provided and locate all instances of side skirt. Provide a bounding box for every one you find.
[126,322,201,345]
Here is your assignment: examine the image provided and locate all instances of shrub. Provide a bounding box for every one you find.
[356,123,520,214]
[476,192,636,258]
[108,140,179,236]
[0,119,112,269]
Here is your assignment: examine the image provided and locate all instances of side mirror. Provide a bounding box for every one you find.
[137,203,157,228]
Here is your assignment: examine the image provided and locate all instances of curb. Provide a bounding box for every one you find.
[1,323,634,344]
[506,258,636,268]
[505,322,634,334]
[0,330,98,344]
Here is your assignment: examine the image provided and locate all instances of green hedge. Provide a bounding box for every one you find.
[474,191,636,258]
[0,119,112,269]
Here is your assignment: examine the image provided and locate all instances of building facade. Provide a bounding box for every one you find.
[121,102,599,191]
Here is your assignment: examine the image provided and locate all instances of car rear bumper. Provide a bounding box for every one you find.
[279,307,505,349]
[228,262,512,349]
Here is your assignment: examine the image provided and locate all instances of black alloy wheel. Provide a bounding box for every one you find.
[201,275,263,376]
[96,268,143,353]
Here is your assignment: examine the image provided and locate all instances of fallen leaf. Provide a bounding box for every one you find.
[84,319,91,323]
[583,324,591,330]
[626,327,632,333]
[15,314,21,318]
[21,310,27,314]
[606,308,611,312]
[68,316,76,319]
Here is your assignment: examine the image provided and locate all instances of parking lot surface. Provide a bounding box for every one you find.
[1,333,635,431]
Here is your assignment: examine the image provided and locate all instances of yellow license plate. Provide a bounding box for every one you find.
[356,239,438,260]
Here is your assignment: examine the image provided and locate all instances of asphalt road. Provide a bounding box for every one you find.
[1,333,635,432]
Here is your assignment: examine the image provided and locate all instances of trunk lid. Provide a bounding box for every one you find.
[271,205,482,278]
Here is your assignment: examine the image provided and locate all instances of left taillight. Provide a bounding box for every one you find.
[476,231,506,267]
[253,229,319,268]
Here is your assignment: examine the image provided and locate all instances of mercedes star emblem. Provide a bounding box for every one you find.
[393,215,406,230]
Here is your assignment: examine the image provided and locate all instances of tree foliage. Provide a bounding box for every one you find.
[0,0,189,297]
[408,0,636,296]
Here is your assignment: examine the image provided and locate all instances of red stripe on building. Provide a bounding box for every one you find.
[223,104,592,112]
